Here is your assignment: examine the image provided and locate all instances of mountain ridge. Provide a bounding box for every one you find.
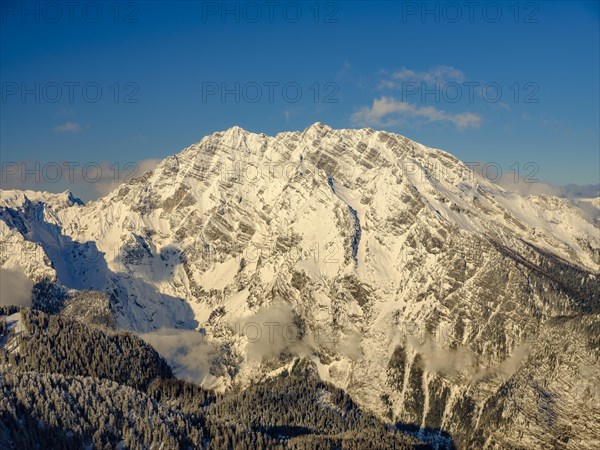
[1,124,599,448]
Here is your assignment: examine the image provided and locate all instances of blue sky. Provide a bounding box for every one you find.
[1,1,598,199]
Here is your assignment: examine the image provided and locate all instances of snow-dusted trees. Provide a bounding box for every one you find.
[0,370,204,449]
[0,307,428,448]
[2,309,172,390]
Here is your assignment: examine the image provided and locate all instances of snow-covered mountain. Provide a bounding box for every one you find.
[1,123,599,448]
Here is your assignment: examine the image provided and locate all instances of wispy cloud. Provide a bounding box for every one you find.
[483,169,599,223]
[56,108,76,117]
[139,328,220,389]
[351,96,481,130]
[337,60,352,78]
[53,121,82,133]
[520,113,592,138]
[380,65,465,89]
[93,158,161,196]
[0,268,33,307]
[470,162,599,199]
[0,158,161,201]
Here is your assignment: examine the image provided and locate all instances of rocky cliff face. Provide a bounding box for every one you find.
[1,123,598,448]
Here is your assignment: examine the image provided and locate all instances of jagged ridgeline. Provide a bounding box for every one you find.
[0,307,429,449]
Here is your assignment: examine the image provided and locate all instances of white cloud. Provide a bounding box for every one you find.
[492,171,599,200]
[230,301,309,362]
[0,268,33,307]
[351,96,481,130]
[499,342,531,377]
[469,162,599,222]
[337,329,363,360]
[139,328,220,388]
[496,176,563,197]
[53,122,82,133]
[450,111,482,129]
[93,158,161,197]
[495,177,599,223]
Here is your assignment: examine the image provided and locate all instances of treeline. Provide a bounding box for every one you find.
[288,429,431,449]
[0,370,204,449]
[207,372,378,435]
[1,308,172,391]
[147,377,219,412]
[0,307,430,449]
[207,366,429,449]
